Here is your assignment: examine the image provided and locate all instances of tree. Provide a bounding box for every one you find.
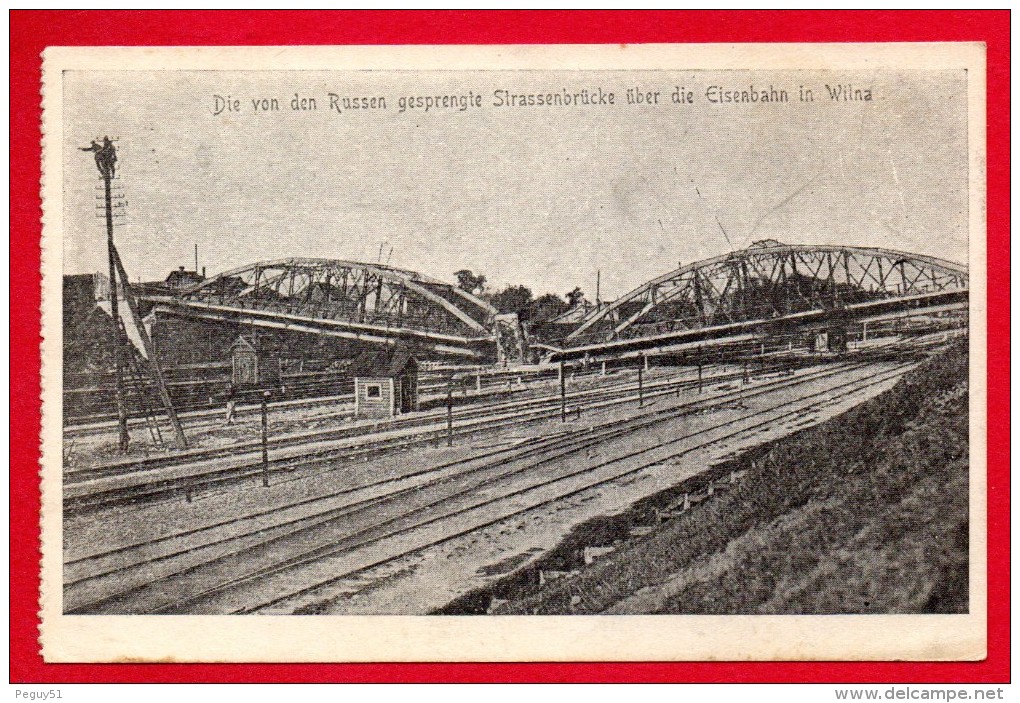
[531,293,569,322]
[488,284,534,319]
[454,269,487,295]
[566,287,587,308]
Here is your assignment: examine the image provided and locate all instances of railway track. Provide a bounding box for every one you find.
[64,337,939,514]
[62,363,760,511]
[63,388,355,439]
[62,371,356,427]
[62,362,632,442]
[62,365,565,431]
[64,357,914,615]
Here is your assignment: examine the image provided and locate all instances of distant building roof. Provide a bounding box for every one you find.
[165,266,205,289]
[64,272,109,301]
[64,272,101,285]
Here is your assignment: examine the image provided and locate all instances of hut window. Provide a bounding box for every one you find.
[365,384,382,399]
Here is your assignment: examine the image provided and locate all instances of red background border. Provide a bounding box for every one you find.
[9,10,1010,684]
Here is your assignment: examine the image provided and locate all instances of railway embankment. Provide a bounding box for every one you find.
[437,340,969,615]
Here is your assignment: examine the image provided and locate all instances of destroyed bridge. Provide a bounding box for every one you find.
[140,241,969,363]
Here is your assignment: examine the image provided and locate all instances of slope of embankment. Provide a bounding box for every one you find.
[438,341,970,615]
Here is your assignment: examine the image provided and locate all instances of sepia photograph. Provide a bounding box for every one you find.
[39,43,986,662]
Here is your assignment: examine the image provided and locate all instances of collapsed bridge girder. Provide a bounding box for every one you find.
[566,240,969,347]
[140,258,507,359]
[137,244,968,363]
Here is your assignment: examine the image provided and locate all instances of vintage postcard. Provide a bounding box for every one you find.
[40,43,986,662]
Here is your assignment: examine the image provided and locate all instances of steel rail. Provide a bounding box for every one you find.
[65,338,939,513]
[63,364,741,491]
[237,361,917,615]
[66,358,911,614]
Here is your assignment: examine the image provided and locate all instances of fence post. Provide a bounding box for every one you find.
[446,380,454,447]
[638,357,644,408]
[261,390,270,488]
[697,347,703,394]
[560,360,567,422]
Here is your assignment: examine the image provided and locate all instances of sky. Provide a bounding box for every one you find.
[62,68,970,301]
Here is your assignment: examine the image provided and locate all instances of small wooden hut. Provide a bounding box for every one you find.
[349,347,419,419]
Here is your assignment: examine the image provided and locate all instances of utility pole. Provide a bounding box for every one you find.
[84,137,129,451]
[84,137,188,451]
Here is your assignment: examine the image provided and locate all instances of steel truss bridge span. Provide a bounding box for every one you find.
[556,241,968,360]
[141,258,500,358]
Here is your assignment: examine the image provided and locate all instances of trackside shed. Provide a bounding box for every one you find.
[350,347,419,419]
